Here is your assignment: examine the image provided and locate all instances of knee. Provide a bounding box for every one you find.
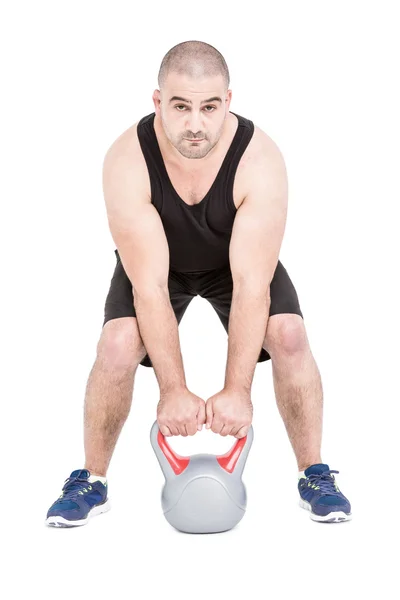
[97,317,146,369]
[263,315,308,358]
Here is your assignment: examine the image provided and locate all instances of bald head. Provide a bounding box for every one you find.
[158,40,230,92]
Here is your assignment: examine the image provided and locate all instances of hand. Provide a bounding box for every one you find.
[205,388,253,438]
[157,387,206,437]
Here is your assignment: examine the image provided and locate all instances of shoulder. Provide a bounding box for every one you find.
[102,121,151,201]
[238,121,287,197]
[246,122,286,168]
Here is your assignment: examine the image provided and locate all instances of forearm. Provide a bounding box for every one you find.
[134,289,186,393]
[224,287,271,392]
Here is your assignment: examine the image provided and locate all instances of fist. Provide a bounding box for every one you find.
[205,388,253,438]
[157,388,206,437]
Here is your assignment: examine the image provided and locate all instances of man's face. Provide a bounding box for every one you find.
[153,73,232,160]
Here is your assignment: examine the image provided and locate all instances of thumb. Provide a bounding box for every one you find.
[197,401,206,431]
[205,399,213,429]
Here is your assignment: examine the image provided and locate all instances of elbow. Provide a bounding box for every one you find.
[132,282,169,302]
[232,278,271,301]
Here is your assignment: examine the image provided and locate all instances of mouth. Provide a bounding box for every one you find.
[185,138,204,142]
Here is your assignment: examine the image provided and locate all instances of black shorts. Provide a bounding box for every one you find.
[103,249,303,368]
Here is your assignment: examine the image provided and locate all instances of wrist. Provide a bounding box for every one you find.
[223,382,251,396]
[159,382,188,395]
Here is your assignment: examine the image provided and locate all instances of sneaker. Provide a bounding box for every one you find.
[298,463,352,522]
[45,469,110,527]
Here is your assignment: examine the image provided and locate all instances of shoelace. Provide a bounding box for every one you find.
[58,476,93,500]
[306,469,340,494]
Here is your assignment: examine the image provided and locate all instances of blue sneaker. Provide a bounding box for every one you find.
[298,463,352,522]
[45,469,110,527]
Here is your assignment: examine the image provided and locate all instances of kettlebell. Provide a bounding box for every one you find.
[150,420,254,534]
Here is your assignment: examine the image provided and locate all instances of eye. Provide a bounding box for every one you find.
[174,105,216,112]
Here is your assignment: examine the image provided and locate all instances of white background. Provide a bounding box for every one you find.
[2,0,399,598]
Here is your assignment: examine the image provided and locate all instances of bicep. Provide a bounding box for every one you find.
[103,150,169,294]
[229,144,288,291]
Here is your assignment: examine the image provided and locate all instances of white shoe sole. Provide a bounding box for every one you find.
[45,499,111,527]
[299,498,352,522]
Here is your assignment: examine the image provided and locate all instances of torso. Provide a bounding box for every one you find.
[119,111,269,210]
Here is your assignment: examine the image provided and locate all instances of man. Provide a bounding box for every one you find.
[45,40,352,528]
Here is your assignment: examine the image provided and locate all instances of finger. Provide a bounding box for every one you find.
[160,425,172,437]
[179,423,188,437]
[220,424,230,437]
[168,424,180,436]
[236,425,250,439]
[211,419,224,435]
[186,421,198,436]
[205,400,213,429]
[230,424,241,437]
[228,424,237,437]
[197,402,206,431]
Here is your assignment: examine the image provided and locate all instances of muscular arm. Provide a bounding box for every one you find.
[225,137,288,391]
[102,137,187,393]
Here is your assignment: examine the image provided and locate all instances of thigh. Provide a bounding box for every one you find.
[199,260,303,363]
[269,261,303,318]
[103,249,195,367]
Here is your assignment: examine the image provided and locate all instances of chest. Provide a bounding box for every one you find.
[164,156,250,208]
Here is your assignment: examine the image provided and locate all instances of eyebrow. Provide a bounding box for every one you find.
[168,96,223,105]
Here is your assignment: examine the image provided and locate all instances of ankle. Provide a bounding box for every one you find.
[84,467,107,478]
[298,460,323,472]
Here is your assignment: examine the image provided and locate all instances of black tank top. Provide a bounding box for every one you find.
[137,111,255,272]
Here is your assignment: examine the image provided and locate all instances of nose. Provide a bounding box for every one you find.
[186,112,204,138]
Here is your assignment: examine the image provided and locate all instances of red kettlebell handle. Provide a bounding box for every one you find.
[216,435,247,473]
[157,428,248,475]
[157,430,190,475]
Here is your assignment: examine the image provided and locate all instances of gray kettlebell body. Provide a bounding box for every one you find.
[150,421,254,534]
